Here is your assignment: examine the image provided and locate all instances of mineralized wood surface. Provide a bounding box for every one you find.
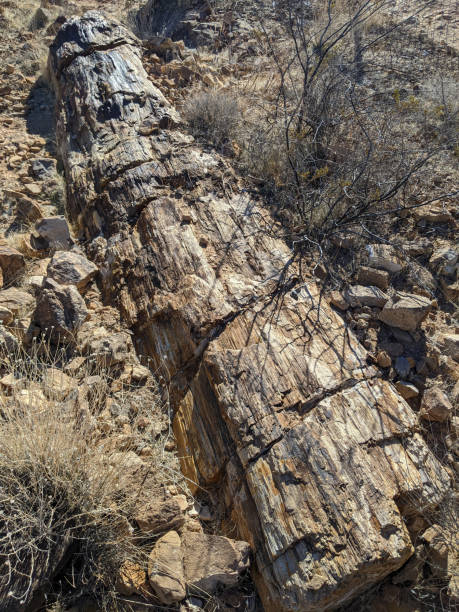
[49,12,450,611]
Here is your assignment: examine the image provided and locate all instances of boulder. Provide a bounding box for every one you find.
[357,266,389,290]
[33,277,88,341]
[366,244,404,273]
[420,387,453,422]
[378,292,432,331]
[33,216,73,250]
[47,250,98,290]
[0,243,25,285]
[344,285,388,308]
[182,532,250,594]
[148,530,186,604]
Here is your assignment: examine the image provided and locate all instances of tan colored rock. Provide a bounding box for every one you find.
[148,530,186,604]
[0,288,35,318]
[395,381,419,400]
[47,250,98,290]
[379,292,432,331]
[0,307,13,325]
[329,290,348,311]
[182,532,250,594]
[117,561,152,598]
[49,14,451,612]
[135,497,187,533]
[43,367,77,401]
[376,350,391,368]
[439,334,459,362]
[0,242,25,285]
[420,387,453,422]
[357,266,390,290]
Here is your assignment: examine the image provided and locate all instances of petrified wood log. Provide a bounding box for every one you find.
[49,12,450,611]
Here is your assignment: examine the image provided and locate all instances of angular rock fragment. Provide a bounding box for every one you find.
[344,284,388,308]
[148,530,186,604]
[0,288,35,318]
[135,497,187,533]
[366,244,405,273]
[47,250,98,290]
[182,532,250,594]
[33,277,88,341]
[420,387,453,422]
[0,242,25,285]
[33,216,73,251]
[379,292,432,331]
[357,266,390,290]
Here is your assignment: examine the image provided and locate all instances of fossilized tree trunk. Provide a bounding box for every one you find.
[49,12,449,611]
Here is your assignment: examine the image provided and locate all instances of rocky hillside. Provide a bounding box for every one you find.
[0,1,457,611]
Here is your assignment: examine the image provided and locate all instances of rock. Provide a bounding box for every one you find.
[30,6,59,31]
[420,387,453,422]
[0,242,25,285]
[30,157,57,180]
[34,216,73,250]
[79,327,133,368]
[47,251,98,290]
[0,327,19,353]
[16,196,43,223]
[0,307,13,325]
[0,288,35,318]
[366,244,404,273]
[429,246,458,277]
[49,14,451,611]
[378,292,432,331]
[414,203,454,224]
[376,350,391,368]
[329,290,348,311]
[357,266,389,290]
[344,285,388,308]
[23,184,42,198]
[135,497,187,533]
[148,530,186,604]
[439,334,459,362]
[33,277,88,341]
[182,532,250,593]
[394,356,411,379]
[395,381,419,400]
[117,561,152,598]
[43,367,77,401]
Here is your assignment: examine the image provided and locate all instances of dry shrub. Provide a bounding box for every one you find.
[0,337,176,611]
[183,89,241,150]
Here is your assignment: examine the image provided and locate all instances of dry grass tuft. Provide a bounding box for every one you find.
[0,337,180,611]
